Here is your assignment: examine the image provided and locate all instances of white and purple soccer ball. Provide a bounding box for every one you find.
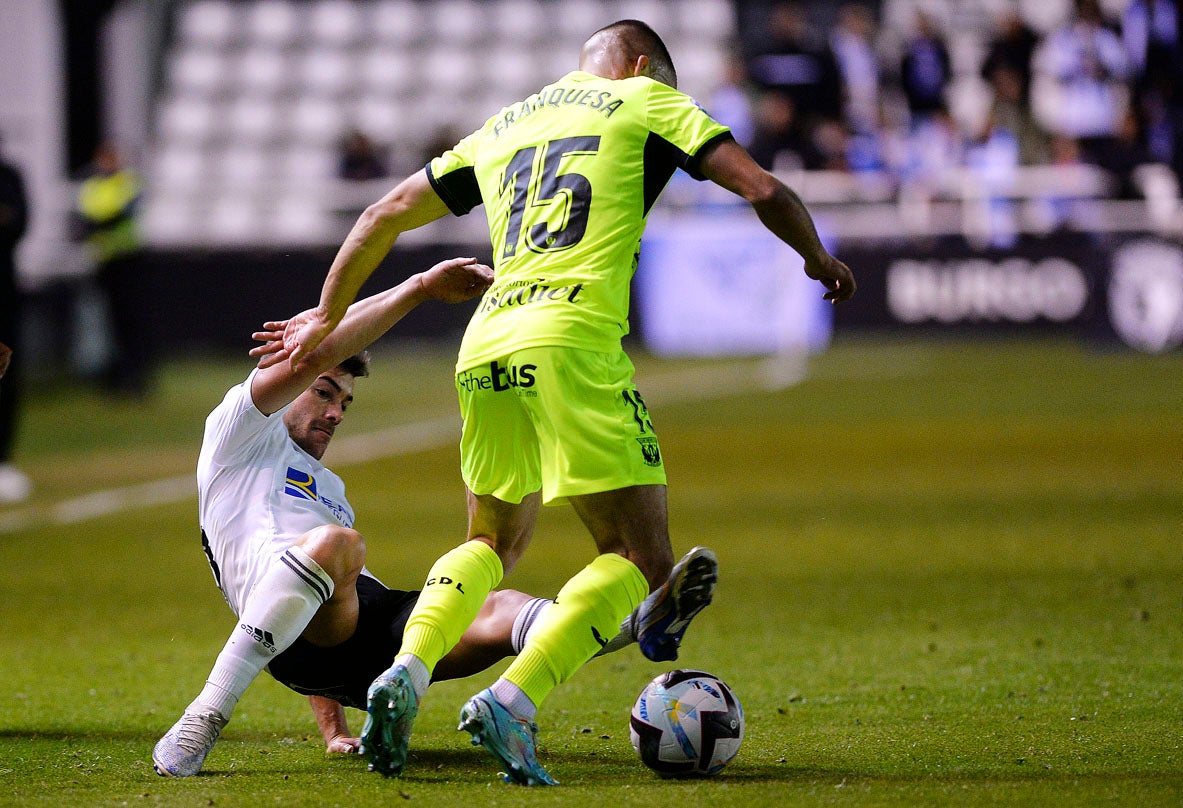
[629,669,744,777]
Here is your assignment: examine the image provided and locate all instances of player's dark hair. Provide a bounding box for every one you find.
[337,350,370,379]
[597,19,678,88]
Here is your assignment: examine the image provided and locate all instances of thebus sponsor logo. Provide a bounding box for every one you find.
[886,257,1088,324]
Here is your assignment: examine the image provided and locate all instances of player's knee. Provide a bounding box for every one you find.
[619,547,673,591]
[298,525,366,580]
[484,588,529,620]
[473,589,530,644]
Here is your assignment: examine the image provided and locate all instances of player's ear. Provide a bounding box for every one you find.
[633,54,650,78]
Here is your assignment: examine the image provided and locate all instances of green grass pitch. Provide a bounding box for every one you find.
[1,336,1180,806]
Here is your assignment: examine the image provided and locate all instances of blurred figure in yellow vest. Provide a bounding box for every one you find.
[76,141,152,396]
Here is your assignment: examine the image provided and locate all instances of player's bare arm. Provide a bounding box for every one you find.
[283,170,453,370]
[250,257,492,414]
[309,695,360,755]
[699,139,856,304]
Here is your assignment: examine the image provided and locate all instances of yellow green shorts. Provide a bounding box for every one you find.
[455,346,667,505]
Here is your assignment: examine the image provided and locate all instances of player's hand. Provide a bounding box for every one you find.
[286,307,336,371]
[417,256,494,303]
[325,734,361,755]
[249,320,288,367]
[251,308,333,371]
[804,253,856,304]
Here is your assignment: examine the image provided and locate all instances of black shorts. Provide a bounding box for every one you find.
[267,575,418,710]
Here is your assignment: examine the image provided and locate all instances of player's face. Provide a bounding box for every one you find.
[283,369,356,460]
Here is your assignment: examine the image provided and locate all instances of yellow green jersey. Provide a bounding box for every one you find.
[427,70,732,371]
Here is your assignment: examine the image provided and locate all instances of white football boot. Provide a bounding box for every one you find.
[152,709,228,777]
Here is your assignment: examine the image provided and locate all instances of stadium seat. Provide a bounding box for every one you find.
[487,45,542,99]
[422,46,479,95]
[235,47,290,96]
[309,0,363,47]
[297,46,355,97]
[268,197,335,244]
[208,195,261,243]
[176,0,240,47]
[432,0,488,46]
[289,96,345,145]
[358,47,418,96]
[278,144,339,185]
[369,0,425,47]
[490,0,547,43]
[140,189,209,244]
[349,94,407,141]
[215,145,273,186]
[169,47,225,97]
[244,0,303,47]
[556,0,611,39]
[152,144,207,187]
[158,96,216,144]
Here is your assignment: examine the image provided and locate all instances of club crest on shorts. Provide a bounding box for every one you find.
[636,436,662,467]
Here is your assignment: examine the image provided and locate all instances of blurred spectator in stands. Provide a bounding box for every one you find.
[1031,0,1129,164]
[830,3,881,136]
[1091,107,1157,199]
[0,133,30,504]
[748,2,844,134]
[987,62,1050,165]
[965,110,1021,248]
[418,125,464,175]
[810,118,853,172]
[706,49,757,148]
[904,104,965,195]
[75,141,153,398]
[747,90,818,171]
[337,128,388,182]
[899,10,952,127]
[981,6,1040,106]
[1033,134,1095,231]
[1122,0,1183,178]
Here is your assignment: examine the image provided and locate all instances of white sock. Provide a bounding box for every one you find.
[510,597,552,654]
[394,653,431,701]
[188,546,333,719]
[491,678,537,721]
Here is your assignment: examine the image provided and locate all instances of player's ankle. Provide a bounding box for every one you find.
[490,679,537,721]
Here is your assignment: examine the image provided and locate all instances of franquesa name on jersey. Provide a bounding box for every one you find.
[493,85,624,139]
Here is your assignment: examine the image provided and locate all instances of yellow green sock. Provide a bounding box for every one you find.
[503,553,648,708]
[399,540,504,672]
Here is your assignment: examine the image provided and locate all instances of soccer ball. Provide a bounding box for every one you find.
[629,669,744,777]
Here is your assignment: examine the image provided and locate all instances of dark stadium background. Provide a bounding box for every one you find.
[3,0,1181,368]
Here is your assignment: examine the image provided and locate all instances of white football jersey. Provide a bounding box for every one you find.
[198,368,360,615]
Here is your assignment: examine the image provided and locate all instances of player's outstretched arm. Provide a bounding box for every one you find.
[249,257,492,415]
[699,139,856,304]
[283,170,453,370]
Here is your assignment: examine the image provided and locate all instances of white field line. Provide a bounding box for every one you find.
[0,355,928,536]
[0,415,463,536]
